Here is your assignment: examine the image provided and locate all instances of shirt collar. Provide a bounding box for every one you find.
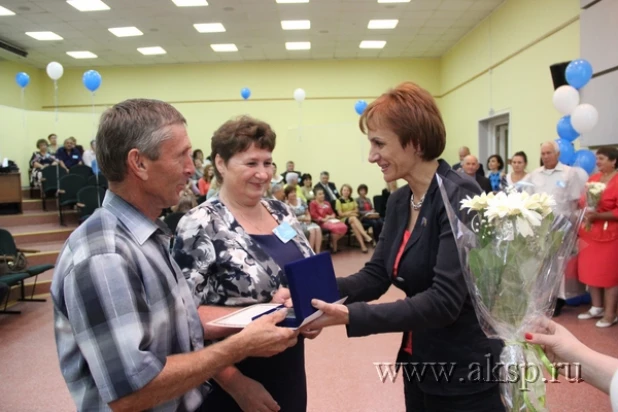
[103,190,168,245]
[542,162,566,174]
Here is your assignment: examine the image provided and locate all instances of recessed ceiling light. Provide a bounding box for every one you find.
[211,43,238,52]
[66,0,110,11]
[377,0,410,2]
[368,19,398,29]
[172,0,208,6]
[0,6,15,15]
[26,31,63,41]
[66,51,97,59]
[286,41,310,50]
[359,40,386,49]
[276,0,309,3]
[281,20,310,30]
[138,46,166,55]
[194,23,225,33]
[108,27,143,37]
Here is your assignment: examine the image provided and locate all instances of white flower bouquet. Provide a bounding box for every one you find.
[584,182,606,231]
[438,179,584,411]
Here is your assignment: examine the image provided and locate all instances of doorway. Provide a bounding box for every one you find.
[478,113,511,173]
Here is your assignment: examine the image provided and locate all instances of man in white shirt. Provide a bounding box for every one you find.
[523,141,587,315]
[82,139,97,169]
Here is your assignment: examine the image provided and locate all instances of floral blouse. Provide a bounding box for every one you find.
[29,151,56,169]
[172,197,314,307]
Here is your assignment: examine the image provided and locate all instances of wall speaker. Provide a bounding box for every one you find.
[549,61,572,90]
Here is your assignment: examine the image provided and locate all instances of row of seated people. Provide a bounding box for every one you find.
[29,138,96,190]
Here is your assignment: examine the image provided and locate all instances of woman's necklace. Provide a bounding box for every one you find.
[410,193,425,210]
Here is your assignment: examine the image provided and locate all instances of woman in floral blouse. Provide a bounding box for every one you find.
[29,138,57,188]
[173,116,316,412]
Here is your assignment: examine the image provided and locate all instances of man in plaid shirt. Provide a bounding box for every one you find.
[51,99,298,412]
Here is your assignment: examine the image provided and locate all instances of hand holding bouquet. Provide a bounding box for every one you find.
[584,182,606,231]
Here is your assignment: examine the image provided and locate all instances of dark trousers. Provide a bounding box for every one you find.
[404,379,505,412]
[362,218,384,242]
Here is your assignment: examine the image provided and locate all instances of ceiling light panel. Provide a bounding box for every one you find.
[26,31,63,41]
[67,51,98,59]
[108,27,143,37]
[194,23,225,33]
[138,46,167,55]
[286,41,311,50]
[211,43,238,52]
[172,0,208,6]
[359,40,386,49]
[66,0,110,11]
[281,20,310,30]
[368,19,398,29]
[0,6,16,15]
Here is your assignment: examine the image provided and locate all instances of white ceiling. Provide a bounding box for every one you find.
[0,0,505,68]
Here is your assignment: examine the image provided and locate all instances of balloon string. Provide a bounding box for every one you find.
[92,92,96,138]
[54,81,59,123]
[21,88,26,129]
[298,102,303,143]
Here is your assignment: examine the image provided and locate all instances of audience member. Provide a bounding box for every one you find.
[55,138,83,172]
[29,139,58,189]
[198,164,214,196]
[335,184,373,253]
[486,154,506,192]
[577,147,618,327]
[523,141,588,315]
[271,162,284,187]
[462,155,492,193]
[300,173,315,202]
[82,139,97,168]
[453,145,485,176]
[47,133,58,155]
[505,151,528,188]
[281,160,302,182]
[309,187,347,253]
[285,185,322,253]
[356,184,384,242]
[314,171,339,203]
[285,172,306,201]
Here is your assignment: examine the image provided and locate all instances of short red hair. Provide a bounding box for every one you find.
[359,82,446,161]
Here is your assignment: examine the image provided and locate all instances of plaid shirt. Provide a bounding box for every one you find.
[51,191,207,412]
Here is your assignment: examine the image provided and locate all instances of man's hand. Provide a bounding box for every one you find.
[240,310,298,358]
[227,375,280,412]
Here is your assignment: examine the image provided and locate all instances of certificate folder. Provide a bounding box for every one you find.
[208,252,344,329]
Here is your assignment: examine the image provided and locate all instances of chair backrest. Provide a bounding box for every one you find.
[77,185,106,219]
[59,174,87,204]
[69,164,94,179]
[0,229,18,256]
[40,165,67,193]
[373,195,384,217]
[87,173,108,189]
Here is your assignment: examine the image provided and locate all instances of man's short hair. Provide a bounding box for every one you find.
[96,99,186,182]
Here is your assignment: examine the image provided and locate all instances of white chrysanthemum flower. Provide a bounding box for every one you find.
[460,191,495,212]
[587,182,606,196]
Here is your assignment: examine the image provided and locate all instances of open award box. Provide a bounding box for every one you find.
[208,252,346,330]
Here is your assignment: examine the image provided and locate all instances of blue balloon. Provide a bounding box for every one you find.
[565,59,593,89]
[573,149,596,175]
[16,72,30,88]
[556,115,580,142]
[82,70,102,92]
[241,87,251,100]
[355,100,368,115]
[555,138,576,165]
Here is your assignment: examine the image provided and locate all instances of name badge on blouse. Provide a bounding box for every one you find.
[72,154,79,159]
[273,222,296,243]
[556,180,566,188]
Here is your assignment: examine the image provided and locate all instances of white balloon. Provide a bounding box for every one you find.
[46,61,64,81]
[571,103,599,134]
[293,88,306,103]
[552,85,579,115]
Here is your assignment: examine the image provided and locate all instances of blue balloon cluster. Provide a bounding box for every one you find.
[241,87,251,100]
[554,59,597,174]
[15,72,30,88]
[354,100,368,115]
[82,70,102,92]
